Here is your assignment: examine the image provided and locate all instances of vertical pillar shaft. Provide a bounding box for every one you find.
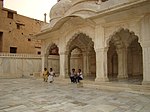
[117,48,128,79]
[83,53,87,76]
[141,15,150,85]
[83,52,90,77]
[95,48,109,82]
[94,24,108,82]
[59,53,66,78]
[142,47,150,84]
[86,53,90,76]
[42,54,48,72]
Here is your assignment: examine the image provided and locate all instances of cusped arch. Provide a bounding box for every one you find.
[66,32,94,53]
[69,42,86,53]
[69,46,83,55]
[45,43,59,56]
[105,28,139,48]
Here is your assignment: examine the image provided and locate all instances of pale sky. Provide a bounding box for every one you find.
[4,0,57,22]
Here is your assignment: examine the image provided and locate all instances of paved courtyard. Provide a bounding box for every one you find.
[0,78,150,112]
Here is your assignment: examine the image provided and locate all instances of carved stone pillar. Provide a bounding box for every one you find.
[41,54,48,72]
[83,52,90,77]
[141,15,150,85]
[117,48,128,79]
[86,53,90,76]
[142,47,150,85]
[59,52,69,78]
[83,53,87,77]
[95,48,109,82]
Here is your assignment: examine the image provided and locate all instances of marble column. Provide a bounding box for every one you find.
[83,52,90,77]
[141,15,150,85]
[127,48,133,78]
[95,48,109,82]
[117,48,128,79]
[59,52,68,78]
[142,47,150,85]
[94,24,108,82]
[41,54,48,72]
[86,53,90,76]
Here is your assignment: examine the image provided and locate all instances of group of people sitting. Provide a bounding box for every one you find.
[70,68,83,83]
[43,68,55,83]
[43,67,83,83]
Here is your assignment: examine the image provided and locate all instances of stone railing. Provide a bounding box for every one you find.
[0,53,41,58]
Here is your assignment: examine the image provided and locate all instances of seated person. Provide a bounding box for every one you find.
[76,69,83,83]
[43,68,49,82]
[48,68,55,83]
[70,68,76,83]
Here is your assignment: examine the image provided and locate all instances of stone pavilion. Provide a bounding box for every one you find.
[36,0,150,85]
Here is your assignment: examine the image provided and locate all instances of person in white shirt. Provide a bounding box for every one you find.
[76,69,83,83]
[70,68,76,83]
[48,68,55,83]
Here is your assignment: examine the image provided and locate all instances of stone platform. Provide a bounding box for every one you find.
[54,77,150,95]
[0,78,150,112]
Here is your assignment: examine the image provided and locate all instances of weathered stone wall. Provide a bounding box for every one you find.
[0,4,44,54]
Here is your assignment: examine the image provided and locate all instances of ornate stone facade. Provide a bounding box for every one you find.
[36,0,150,85]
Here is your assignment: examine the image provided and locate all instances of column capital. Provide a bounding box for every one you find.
[95,47,108,53]
[141,41,150,48]
[59,51,68,55]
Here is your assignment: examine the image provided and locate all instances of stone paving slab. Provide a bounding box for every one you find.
[0,78,150,112]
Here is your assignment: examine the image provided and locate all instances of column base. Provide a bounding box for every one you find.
[58,75,66,79]
[142,81,150,85]
[118,75,128,79]
[117,76,128,82]
[95,77,109,82]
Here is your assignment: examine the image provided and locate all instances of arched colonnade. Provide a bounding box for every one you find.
[42,28,144,84]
